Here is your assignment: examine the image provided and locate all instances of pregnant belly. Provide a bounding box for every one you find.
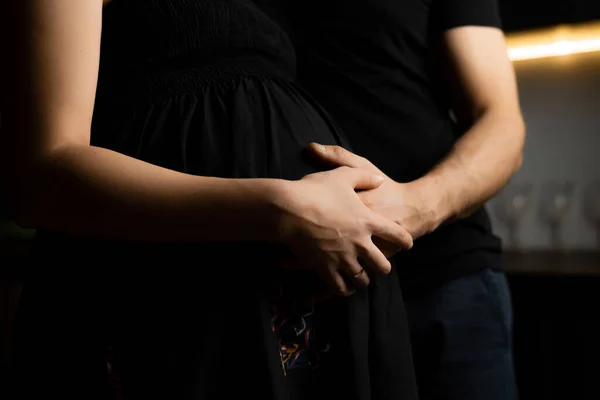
[104,75,351,181]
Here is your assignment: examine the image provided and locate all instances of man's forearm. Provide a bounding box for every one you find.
[409,109,525,227]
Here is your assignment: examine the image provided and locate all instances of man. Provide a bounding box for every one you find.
[289,0,525,398]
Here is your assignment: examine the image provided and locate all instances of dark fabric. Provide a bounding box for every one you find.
[434,0,502,31]
[406,268,518,400]
[266,0,504,293]
[6,1,418,400]
[285,264,418,400]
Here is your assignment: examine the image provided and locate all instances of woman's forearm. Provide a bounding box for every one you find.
[0,2,286,244]
[11,143,286,243]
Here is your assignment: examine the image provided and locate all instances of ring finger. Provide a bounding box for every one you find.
[343,258,370,288]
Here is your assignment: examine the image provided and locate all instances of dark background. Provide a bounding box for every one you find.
[495,2,600,399]
[499,0,600,32]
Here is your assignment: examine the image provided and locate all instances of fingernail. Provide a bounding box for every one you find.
[314,143,326,152]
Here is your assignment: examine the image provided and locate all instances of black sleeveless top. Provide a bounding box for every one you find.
[8,1,419,400]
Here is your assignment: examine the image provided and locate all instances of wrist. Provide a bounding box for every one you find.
[405,175,454,231]
[218,177,293,243]
[253,178,297,243]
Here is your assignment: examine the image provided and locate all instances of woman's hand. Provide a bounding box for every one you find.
[274,166,413,296]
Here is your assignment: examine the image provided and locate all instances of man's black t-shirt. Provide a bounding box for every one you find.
[284,0,505,298]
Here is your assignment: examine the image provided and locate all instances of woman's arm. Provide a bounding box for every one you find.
[0,1,412,295]
[0,0,283,242]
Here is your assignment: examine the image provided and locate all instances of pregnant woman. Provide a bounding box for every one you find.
[1,1,418,399]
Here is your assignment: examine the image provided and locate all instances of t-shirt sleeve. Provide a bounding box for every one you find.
[432,0,502,31]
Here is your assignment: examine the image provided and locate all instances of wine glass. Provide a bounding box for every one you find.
[496,182,535,251]
[540,181,576,251]
[583,180,600,249]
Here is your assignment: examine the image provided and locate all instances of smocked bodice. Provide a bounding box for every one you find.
[98,0,296,101]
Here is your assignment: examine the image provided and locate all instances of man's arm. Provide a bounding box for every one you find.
[308,26,525,240]
[413,26,525,223]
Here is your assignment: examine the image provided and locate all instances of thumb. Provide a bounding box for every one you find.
[347,168,385,190]
[309,143,359,168]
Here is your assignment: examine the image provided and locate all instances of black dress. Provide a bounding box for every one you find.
[7,1,418,399]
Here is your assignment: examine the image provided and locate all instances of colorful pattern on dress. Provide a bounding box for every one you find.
[269,284,331,371]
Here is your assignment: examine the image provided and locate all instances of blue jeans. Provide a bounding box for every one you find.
[405,268,518,400]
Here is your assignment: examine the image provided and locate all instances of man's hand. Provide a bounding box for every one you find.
[309,28,525,250]
[309,143,442,251]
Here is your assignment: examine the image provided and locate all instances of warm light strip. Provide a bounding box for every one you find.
[508,38,600,61]
[505,21,600,61]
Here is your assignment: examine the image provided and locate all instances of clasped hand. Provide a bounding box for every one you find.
[275,160,413,298]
